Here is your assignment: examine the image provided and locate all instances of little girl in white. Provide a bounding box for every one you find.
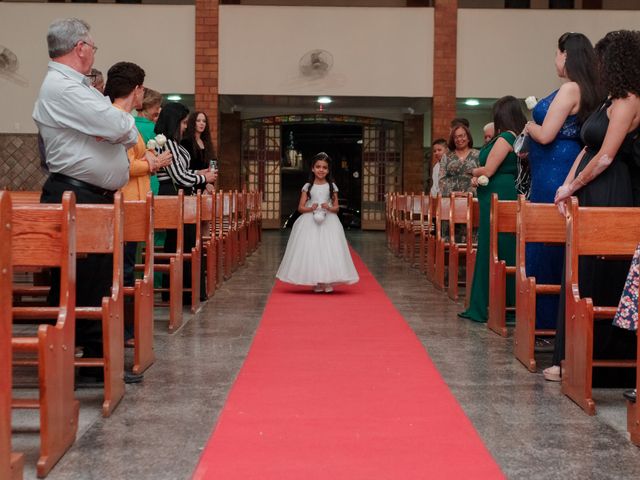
[276,152,359,292]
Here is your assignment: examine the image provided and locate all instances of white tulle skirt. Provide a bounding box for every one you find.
[276,212,359,286]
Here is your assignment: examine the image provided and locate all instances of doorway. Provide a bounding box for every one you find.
[280,123,363,226]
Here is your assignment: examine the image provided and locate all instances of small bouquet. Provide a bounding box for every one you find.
[146,134,167,152]
[477,175,489,187]
[313,207,327,224]
[525,96,538,111]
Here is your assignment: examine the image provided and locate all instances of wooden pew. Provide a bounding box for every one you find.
[417,194,432,275]
[1,192,24,480]
[447,193,478,303]
[14,195,127,418]
[237,190,248,266]
[201,193,218,297]
[487,195,518,337]
[183,192,203,313]
[217,191,236,281]
[152,191,185,332]
[514,198,564,372]
[7,191,41,205]
[11,192,79,478]
[424,196,438,281]
[562,198,639,415]
[247,190,260,255]
[391,193,404,257]
[433,194,452,291]
[124,192,155,374]
[404,193,424,266]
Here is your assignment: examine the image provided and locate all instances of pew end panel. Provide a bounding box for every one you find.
[514,197,564,373]
[1,192,24,480]
[153,191,185,332]
[124,192,155,374]
[562,198,639,416]
[11,192,79,478]
[487,195,517,337]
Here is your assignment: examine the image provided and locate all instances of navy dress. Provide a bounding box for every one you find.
[526,90,582,329]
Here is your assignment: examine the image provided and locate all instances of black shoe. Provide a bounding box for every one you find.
[124,371,144,384]
[76,368,105,388]
[623,389,637,403]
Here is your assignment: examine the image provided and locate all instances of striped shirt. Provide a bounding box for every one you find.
[156,139,207,188]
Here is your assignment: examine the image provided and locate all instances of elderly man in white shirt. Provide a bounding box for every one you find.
[33,17,141,384]
[34,17,137,195]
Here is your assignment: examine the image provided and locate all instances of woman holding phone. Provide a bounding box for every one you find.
[181,111,218,193]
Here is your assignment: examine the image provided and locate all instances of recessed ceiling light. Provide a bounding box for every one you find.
[464,99,480,107]
[167,95,182,101]
[317,96,332,104]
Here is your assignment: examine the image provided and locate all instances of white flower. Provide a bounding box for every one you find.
[478,175,489,187]
[146,139,158,150]
[155,134,167,148]
[313,208,326,224]
[525,96,538,110]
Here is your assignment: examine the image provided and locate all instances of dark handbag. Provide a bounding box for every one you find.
[515,156,531,199]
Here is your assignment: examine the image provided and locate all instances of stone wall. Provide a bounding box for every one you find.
[0,134,46,191]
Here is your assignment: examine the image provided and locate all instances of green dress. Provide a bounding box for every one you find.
[459,132,517,323]
[135,116,160,195]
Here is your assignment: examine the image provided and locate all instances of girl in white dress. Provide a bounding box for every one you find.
[276,152,359,292]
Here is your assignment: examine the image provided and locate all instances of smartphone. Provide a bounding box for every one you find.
[209,160,218,171]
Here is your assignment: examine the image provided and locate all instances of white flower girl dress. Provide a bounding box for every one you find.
[276,182,359,286]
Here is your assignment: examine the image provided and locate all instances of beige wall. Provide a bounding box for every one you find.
[457,9,640,99]
[0,3,194,134]
[219,5,434,97]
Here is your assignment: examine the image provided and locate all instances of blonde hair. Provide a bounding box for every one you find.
[141,88,162,112]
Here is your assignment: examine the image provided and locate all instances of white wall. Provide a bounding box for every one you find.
[457,9,640,99]
[219,5,434,97]
[0,3,194,134]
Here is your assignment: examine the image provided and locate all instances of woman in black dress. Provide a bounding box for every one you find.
[181,111,217,194]
[546,30,640,381]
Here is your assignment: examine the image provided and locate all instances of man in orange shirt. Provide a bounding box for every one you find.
[104,62,172,369]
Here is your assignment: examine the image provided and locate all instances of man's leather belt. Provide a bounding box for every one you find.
[50,173,116,198]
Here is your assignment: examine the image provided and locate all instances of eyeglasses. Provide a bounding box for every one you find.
[454,134,468,140]
[79,40,98,53]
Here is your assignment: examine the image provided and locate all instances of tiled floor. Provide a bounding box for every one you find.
[12,231,640,479]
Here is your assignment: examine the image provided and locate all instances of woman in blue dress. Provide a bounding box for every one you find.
[523,32,604,333]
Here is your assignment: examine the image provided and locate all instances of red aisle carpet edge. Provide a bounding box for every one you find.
[192,250,504,480]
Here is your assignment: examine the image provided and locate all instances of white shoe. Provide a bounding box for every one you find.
[324,285,333,293]
[313,284,324,293]
[543,365,561,382]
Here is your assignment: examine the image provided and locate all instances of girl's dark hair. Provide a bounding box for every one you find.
[184,111,216,160]
[492,96,527,135]
[597,30,640,99]
[558,32,605,122]
[154,102,189,141]
[307,152,336,199]
[447,124,473,151]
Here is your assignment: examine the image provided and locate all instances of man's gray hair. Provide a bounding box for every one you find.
[47,18,91,59]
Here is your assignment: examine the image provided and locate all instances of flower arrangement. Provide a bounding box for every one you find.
[525,96,538,110]
[146,134,167,151]
[477,175,489,187]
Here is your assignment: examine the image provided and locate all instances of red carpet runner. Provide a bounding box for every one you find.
[193,252,504,479]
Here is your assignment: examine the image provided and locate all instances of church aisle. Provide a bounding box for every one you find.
[17,231,640,479]
[193,246,503,479]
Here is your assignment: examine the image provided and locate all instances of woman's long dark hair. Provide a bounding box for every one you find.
[493,96,527,135]
[306,152,336,199]
[184,111,216,160]
[154,102,189,142]
[559,32,605,122]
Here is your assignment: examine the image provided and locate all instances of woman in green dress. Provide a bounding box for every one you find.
[459,96,527,323]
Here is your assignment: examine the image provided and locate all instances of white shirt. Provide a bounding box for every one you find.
[33,61,138,190]
[430,162,440,197]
